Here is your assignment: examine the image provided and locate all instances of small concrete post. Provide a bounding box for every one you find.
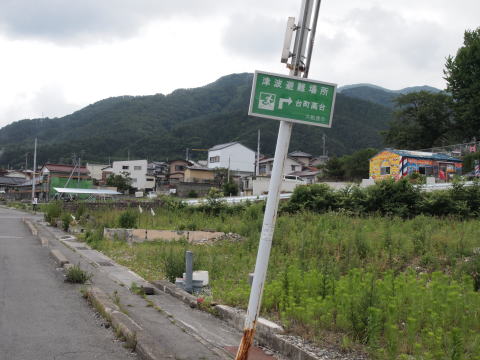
[185,251,193,293]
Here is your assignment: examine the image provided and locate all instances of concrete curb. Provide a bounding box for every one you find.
[151,280,198,308]
[214,304,284,336]
[86,287,175,360]
[150,281,324,360]
[22,218,48,246]
[23,218,38,236]
[151,280,284,338]
[111,310,141,349]
[50,249,70,267]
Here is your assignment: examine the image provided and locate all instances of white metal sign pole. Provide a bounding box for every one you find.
[234,1,314,359]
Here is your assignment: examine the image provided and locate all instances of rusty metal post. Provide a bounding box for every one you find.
[234,1,315,359]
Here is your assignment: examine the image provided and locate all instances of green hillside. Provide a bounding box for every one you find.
[0,73,393,167]
[339,84,441,108]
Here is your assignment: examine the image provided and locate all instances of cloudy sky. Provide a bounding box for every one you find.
[0,0,478,128]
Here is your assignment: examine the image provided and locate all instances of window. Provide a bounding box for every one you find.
[175,165,185,171]
[131,178,137,183]
[419,166,426,175]
[122,165,129,170]
[209,156,220,163]
[380,166,390,175]
[291,165,297,171]
[134,165,141,171]
[259,164,267,174]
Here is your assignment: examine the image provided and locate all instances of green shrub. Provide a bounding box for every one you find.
[199,188,226,215]
[75,202,87,219]
[160,195,186,211]
[163,247,185,283]
[365,178,422,218]
[44,201,63,226]
[84,228,104,247]
[118,210,137,228]
[285,183,339,213]
[187,190,198,198]
[61,213,71,231]
[223,181,239,196]
[65,264,92,284]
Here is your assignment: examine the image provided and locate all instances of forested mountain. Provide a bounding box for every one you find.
[339,84,441,108]
[0,73,394,167]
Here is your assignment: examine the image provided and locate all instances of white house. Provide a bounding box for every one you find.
[208,142,255,174]
[86,163,109,182]
[258,156,303,177]
[112,160,155,190]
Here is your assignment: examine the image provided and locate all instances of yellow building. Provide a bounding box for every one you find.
[369,149,463,180]
[184,167,215,183]
[369,150,402,180]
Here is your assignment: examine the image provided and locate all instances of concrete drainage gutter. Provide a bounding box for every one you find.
[86,287,175,360]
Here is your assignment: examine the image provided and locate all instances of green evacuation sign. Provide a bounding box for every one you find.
[248,70,337,128]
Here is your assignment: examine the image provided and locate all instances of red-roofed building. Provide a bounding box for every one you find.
[40,163,93,200]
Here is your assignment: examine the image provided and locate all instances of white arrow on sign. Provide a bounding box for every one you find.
[278,97,292,110]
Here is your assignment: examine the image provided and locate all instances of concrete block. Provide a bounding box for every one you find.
[39,235,49,247]
[214,304,284,336]
[50,249,69,267]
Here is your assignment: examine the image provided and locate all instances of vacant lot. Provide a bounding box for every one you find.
[74,201,480,360]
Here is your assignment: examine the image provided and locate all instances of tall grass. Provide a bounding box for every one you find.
[80,203,480,359]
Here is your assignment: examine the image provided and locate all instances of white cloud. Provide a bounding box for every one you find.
[0,0,479,128]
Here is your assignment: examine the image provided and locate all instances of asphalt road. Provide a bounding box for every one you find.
[0,207,137,360]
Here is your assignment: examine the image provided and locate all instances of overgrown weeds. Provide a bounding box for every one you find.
[65,264,92,284]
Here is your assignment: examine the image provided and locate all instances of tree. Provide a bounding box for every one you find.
[382,91,453,149]
[342,148,378,181]
[322,157,345,180]
[444,27,480,140]
[106,174,132,192]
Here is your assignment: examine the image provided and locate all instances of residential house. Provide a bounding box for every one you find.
[86,163,109,184]
[40,163,93,200]
[0,176,26,195]
[112,160,155,191]
[311,155,329,167]
[369,149,462,181]
[168,160,193,182]
[258,156,303,177]
[208,142,255,175]
[101,165,114,185]
[147,161,169,186]
[288,151,313,167]
[184,166,215,183]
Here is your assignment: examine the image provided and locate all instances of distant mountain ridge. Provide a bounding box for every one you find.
[0,74,400,167]
[338,83,442,108]
[338,83,441,94]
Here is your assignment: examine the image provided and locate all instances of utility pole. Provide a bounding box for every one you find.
[256,129,261,177]
[234,1,318,358]
[31,138,37,204]
[322,133,326,156]
[228,156,231,182]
